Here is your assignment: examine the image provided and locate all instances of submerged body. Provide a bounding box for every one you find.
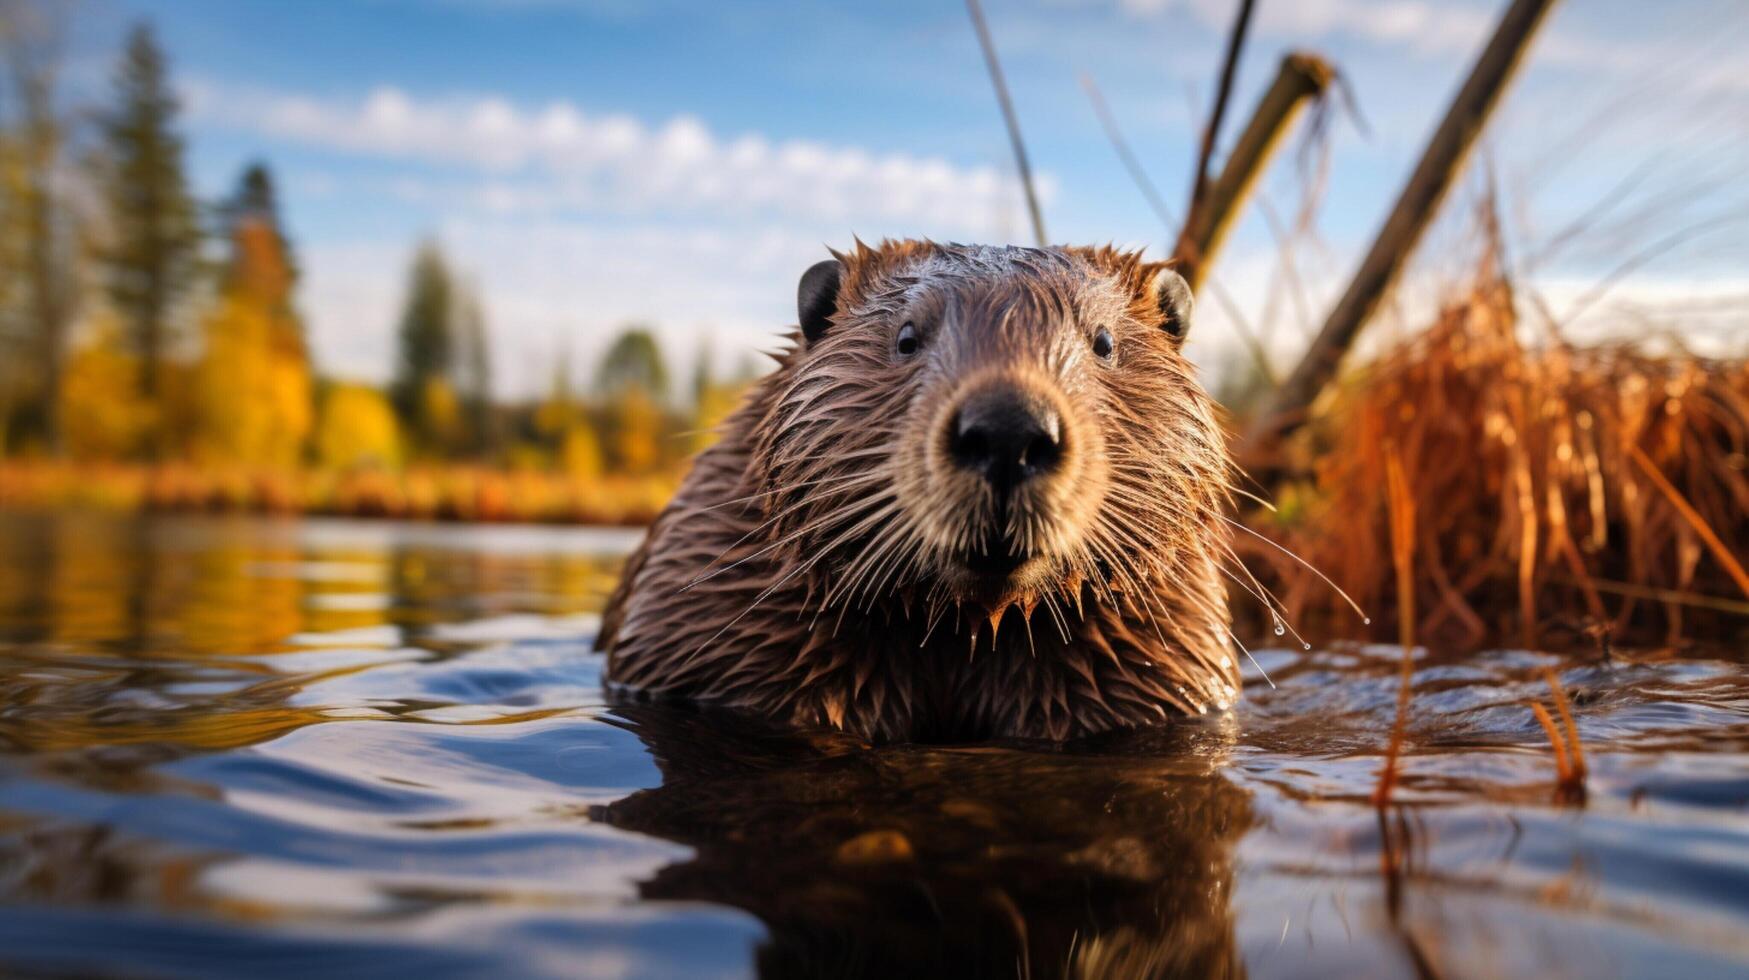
[600,241,1236,742]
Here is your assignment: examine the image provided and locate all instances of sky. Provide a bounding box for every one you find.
[61,0,1749,398]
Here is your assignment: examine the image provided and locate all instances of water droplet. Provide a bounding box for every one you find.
[1274,624,1285,636]
[1302,642,1312,651]
[1363,617,1372,625]
[1219,657,1233,670]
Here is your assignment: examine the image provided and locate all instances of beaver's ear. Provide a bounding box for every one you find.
[797,259,843,344]
[1147,267,1194,343]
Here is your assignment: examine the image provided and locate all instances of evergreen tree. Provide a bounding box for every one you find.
[593,326,671,474]
[220,163,304,364]
[95,22,200,455]
[452,278,495,456]
[221,160,297,294]
[389,240,457,456]
[689,341,714,412]
[0,0,78,455]
[534,343,576,442]
[593,327,670,404]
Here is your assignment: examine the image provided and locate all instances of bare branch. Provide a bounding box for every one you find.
[965,0,1046,246]
[1250,0,1562,451]
[1181,0,1256,242]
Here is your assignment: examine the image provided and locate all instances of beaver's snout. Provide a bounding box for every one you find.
[948,385,1063,495]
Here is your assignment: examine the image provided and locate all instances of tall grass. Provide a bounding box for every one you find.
[1243,273,1749,649]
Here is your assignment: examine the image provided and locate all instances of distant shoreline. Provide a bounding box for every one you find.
[0,462,673,528]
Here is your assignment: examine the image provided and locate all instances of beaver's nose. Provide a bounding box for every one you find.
[950,388,1062,492]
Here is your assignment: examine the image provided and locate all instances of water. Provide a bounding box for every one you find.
[0,512,1745,978]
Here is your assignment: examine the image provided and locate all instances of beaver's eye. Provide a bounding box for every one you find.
[895,321,920,358]
[1091,327,1115,360]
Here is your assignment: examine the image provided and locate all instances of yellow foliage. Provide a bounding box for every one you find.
[504,442,550,472]
[188,217,312,467]
[604,390,665,475]
[231,219,295,314]
[534,387,573,440]
[690,381,750,454]
[560,423,603,478]
[315,383,401,470]
[153,362,202,460]
[192,294,311,467]
[418,377,464,457]
[60,316,153,461]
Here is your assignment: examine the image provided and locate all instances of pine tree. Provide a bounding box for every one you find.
[593,327,670,403]
[0,0,78,455]
[689,341,714,411]
[452,278,495,457]
[389,240,457,457]
[221,161,298,299]
[593,327,671,474]
[95,22,200,456]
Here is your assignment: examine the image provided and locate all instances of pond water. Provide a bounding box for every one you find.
[0,512,1745,978]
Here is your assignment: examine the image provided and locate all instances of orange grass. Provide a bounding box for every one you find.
[1528,701,1574,785]
[1372,452,1419,807]
[1540,666,1586,780]
[1528,665,1587,796]
[1243,274,1749,650]
[1627,443,1749,602]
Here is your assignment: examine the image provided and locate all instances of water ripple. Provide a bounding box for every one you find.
[0,512,1744,977]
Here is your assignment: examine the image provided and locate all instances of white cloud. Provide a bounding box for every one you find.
[1112,0,1494,56]
[180,80,1064,395]
[298,241,407,385]
[1107,0,1740,72]
[185,83,1049,233]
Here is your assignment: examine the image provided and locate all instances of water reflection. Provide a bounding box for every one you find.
[601,705,1249,978]
[0,513,628,756]
[0,512,1745,978]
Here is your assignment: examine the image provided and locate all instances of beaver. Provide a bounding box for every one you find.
[599,240,1236,742]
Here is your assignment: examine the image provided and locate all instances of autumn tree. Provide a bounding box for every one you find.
[593,326,671,475]
[686,344,756,454]
[94,22,200,458]
[220,162,296,284]
[389,240,497,460]
[315,381,400,470]
[60,311,151,460]
[594,327,670,403]
[190,163,311,467]
[390,242,458,457]
[534,344,601,477]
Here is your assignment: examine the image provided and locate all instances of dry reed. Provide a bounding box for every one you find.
[1372,451,1419,807]
[1529,666,1587,796]
[1243,271,1749,651]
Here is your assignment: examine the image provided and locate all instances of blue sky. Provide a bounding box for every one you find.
[68,0,1749,396]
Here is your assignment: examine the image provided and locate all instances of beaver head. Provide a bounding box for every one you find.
[753,240,1227,625]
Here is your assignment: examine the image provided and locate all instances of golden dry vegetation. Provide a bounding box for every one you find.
[1241,273,1749,651]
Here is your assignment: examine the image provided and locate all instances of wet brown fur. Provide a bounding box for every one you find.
[600,241,1237,742]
